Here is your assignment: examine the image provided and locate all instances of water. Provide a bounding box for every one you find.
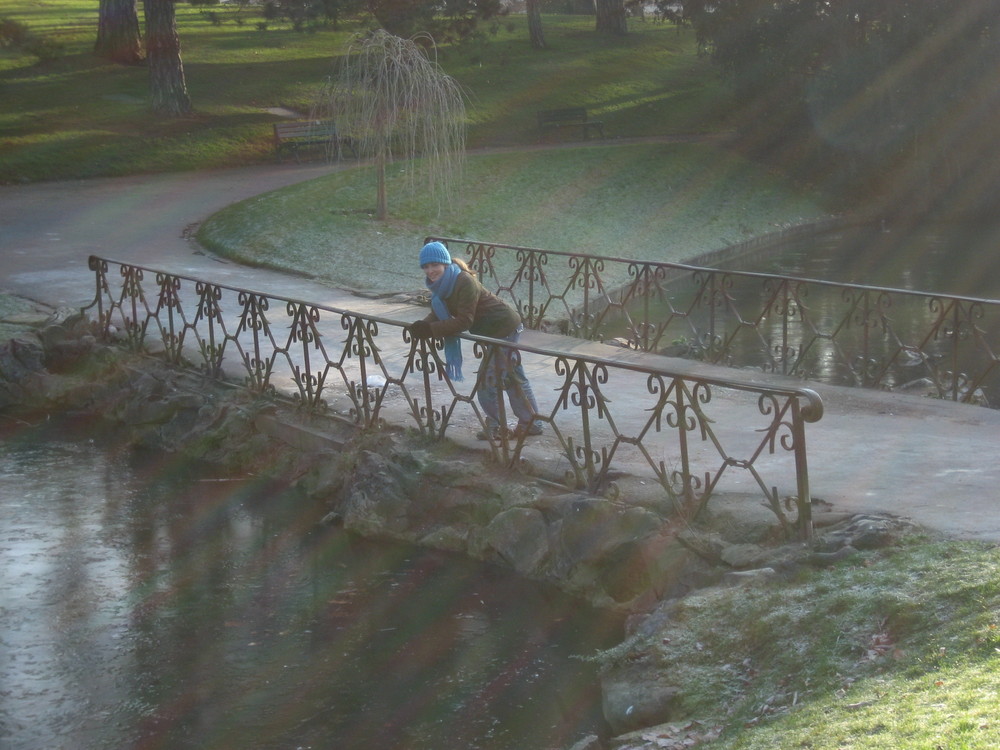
[726,220,1000,298]
[726,221,1000,397]
[618,220,1000,401]
[0,420,622,750]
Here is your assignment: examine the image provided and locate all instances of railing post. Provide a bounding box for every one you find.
[861,288,872,388]
[706,272,720,362]
[348,316,382,428]
[524,249,541,330]
[194,281,224,379]
[791,397,813,540]
[673,378,695,507]
[121,264,145,353]
[779,279,791,375]
[154,272,181,364]
[949,299,961,402]
[87,256,110,339]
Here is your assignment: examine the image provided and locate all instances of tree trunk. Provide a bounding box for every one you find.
[95,0,143,64]
[594,0,627,34]
[376,152,388,220]
[527,0,546,50]
[144,0,192,116]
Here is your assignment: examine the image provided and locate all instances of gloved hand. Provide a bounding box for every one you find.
[408,320,434,339]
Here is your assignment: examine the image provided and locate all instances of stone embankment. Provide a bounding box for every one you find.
[0,309,911,749]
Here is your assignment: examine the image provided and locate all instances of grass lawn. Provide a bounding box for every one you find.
[597,536,1000,749]
[1,4,733,183]
[197,140,829,292]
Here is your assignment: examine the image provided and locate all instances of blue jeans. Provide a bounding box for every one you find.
[477,325,541,429]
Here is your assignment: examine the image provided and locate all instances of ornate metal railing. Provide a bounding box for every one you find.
[429,235,1000,406]
[87,255,823,538]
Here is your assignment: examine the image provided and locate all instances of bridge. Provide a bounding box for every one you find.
[85,233,1000,544]
[87,254,823,540]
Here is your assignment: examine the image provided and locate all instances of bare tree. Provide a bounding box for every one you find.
[144,0,192,116]
[317,30,466,220]
[95,0,143,64]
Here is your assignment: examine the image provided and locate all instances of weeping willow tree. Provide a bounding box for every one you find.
[316,30,466,221]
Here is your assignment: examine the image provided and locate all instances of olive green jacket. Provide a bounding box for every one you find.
[422,271,521,339]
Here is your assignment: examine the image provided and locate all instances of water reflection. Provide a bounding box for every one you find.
[726,221,1000,400]
[730,221,1000,297]
[620,221,1000,403]
[0,422,621,749]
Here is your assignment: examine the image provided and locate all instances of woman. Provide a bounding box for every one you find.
[408,241,543,441]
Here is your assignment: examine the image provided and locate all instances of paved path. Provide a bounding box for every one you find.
[3,164,1000,542]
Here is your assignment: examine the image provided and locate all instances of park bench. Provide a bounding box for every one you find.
[273,119,357,161]
[536,107,605,140]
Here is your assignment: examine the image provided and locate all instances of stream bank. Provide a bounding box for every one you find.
[0,306,914,748]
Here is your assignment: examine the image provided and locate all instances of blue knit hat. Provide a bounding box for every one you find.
[419,241,451,267]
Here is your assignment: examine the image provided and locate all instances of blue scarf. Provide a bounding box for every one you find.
[425,263,464,381]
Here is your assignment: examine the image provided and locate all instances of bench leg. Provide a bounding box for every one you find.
[276,143,303,163]
[276,146,298,163]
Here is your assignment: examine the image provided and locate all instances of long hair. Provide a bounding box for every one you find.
[452,257,476,279]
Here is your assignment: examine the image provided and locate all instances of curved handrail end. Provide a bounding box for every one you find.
[798,388,824,423]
